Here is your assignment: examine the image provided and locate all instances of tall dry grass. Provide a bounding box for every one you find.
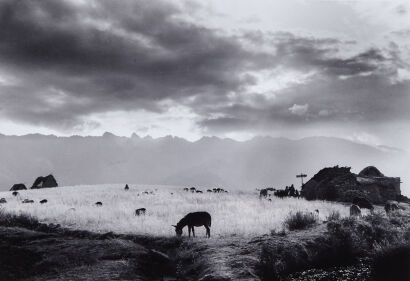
[0,184,351,237]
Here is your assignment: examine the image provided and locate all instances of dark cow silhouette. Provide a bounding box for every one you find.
[207,189,213,193]
[259,189,268,198]
[124,184,129,190]
[22,199,34,204]
[95,202,102,206]
[135,208,146,216]
[173,211,211,238]
[212,187,228,193]
[352,197,374,210]
[196,190,203,193]
[350,204,361,217]
[190,187,196,193]
[385,202,400,214]
[0,198,6,203]
[183,188,189,192]
[12,191,19,197]
[40,199,48,204]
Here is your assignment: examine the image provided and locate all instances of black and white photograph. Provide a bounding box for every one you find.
[0,0,409,280]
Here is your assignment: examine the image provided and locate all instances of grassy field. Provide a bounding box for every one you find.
[0,184,355,237]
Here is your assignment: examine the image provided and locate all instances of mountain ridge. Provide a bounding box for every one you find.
[0,133,407,194]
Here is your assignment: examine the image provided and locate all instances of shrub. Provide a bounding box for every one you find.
[371,244,410,281]
[283,211,318,231]
[326,210,341,221]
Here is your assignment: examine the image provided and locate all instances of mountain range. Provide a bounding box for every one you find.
[0,133,408,195]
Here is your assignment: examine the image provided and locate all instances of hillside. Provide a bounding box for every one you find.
[0,134,407,193]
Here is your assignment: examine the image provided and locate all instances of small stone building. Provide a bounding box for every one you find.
[31,174,58,189]
[301,166,400,204]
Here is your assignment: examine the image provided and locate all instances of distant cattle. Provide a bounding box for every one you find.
[259,189,268,198]
[207,189,213,193]
[12,191,19,197]
[135,208,146,216]
[95,202,102,207]
[190,187,196,193]
[173,211,211,238]
[350,204,361,217]
[385,201,400,214]
[143,191,149,195]
[40,199,48,204]
[22,199,34,204]
[124,184,129,191]
[183,188,189,192]
[352,197,374,210]
[196,190,203,193]
[0,198,6,204]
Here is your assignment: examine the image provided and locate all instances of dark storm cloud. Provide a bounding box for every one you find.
[0,0,409,134]
[198,33,410,134]
[0,0,269,127]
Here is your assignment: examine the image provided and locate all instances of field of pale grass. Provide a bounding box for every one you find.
[0,184,354,237]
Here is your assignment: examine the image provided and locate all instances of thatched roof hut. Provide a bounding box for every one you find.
[10,183,27,191]
[31,174,58,189]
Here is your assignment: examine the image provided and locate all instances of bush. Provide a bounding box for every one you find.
[326,210,341,221]
[371,244,410,281]
[283,211,318,231]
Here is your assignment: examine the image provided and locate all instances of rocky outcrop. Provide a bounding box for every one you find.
[31,174,58,189]
[301,166,401,204]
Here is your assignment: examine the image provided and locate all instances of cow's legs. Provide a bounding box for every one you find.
[188,226,191,237]
[192,227,195,237]
[205,225,210,238]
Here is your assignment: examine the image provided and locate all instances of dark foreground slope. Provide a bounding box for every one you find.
[0,211,409,281]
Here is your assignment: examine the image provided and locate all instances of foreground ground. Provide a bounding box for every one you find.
[1,208,409,281]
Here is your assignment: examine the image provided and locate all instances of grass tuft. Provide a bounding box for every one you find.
[283,211,318,231]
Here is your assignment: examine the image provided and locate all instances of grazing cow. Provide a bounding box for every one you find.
[173,211,212,238]
[207,189,213,193]
[143,191,149,195]
[0,198,6,203]
[259,189,268,198]
[22,199,34,204]
[350,204,361,217]
[196,190,203,193]
[190,187,196,193]
[135,208,146,216]
[12,191,19,197]
[124,184,129,191]
[352,197,374,210]
[385,202,400,214]
[40,199,48,204]
[183,188,189,192]
[95,201,102,207]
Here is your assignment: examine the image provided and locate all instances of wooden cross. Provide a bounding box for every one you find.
[296,173,307,187]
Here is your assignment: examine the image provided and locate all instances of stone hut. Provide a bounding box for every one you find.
[10,183,27,191]
[301,165,400,204]
[31,174,58,189]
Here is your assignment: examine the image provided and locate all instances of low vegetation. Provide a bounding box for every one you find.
[283,211,318,231]
[260,211,410,280]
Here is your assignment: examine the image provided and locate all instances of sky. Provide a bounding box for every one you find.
[0,0,410,149]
